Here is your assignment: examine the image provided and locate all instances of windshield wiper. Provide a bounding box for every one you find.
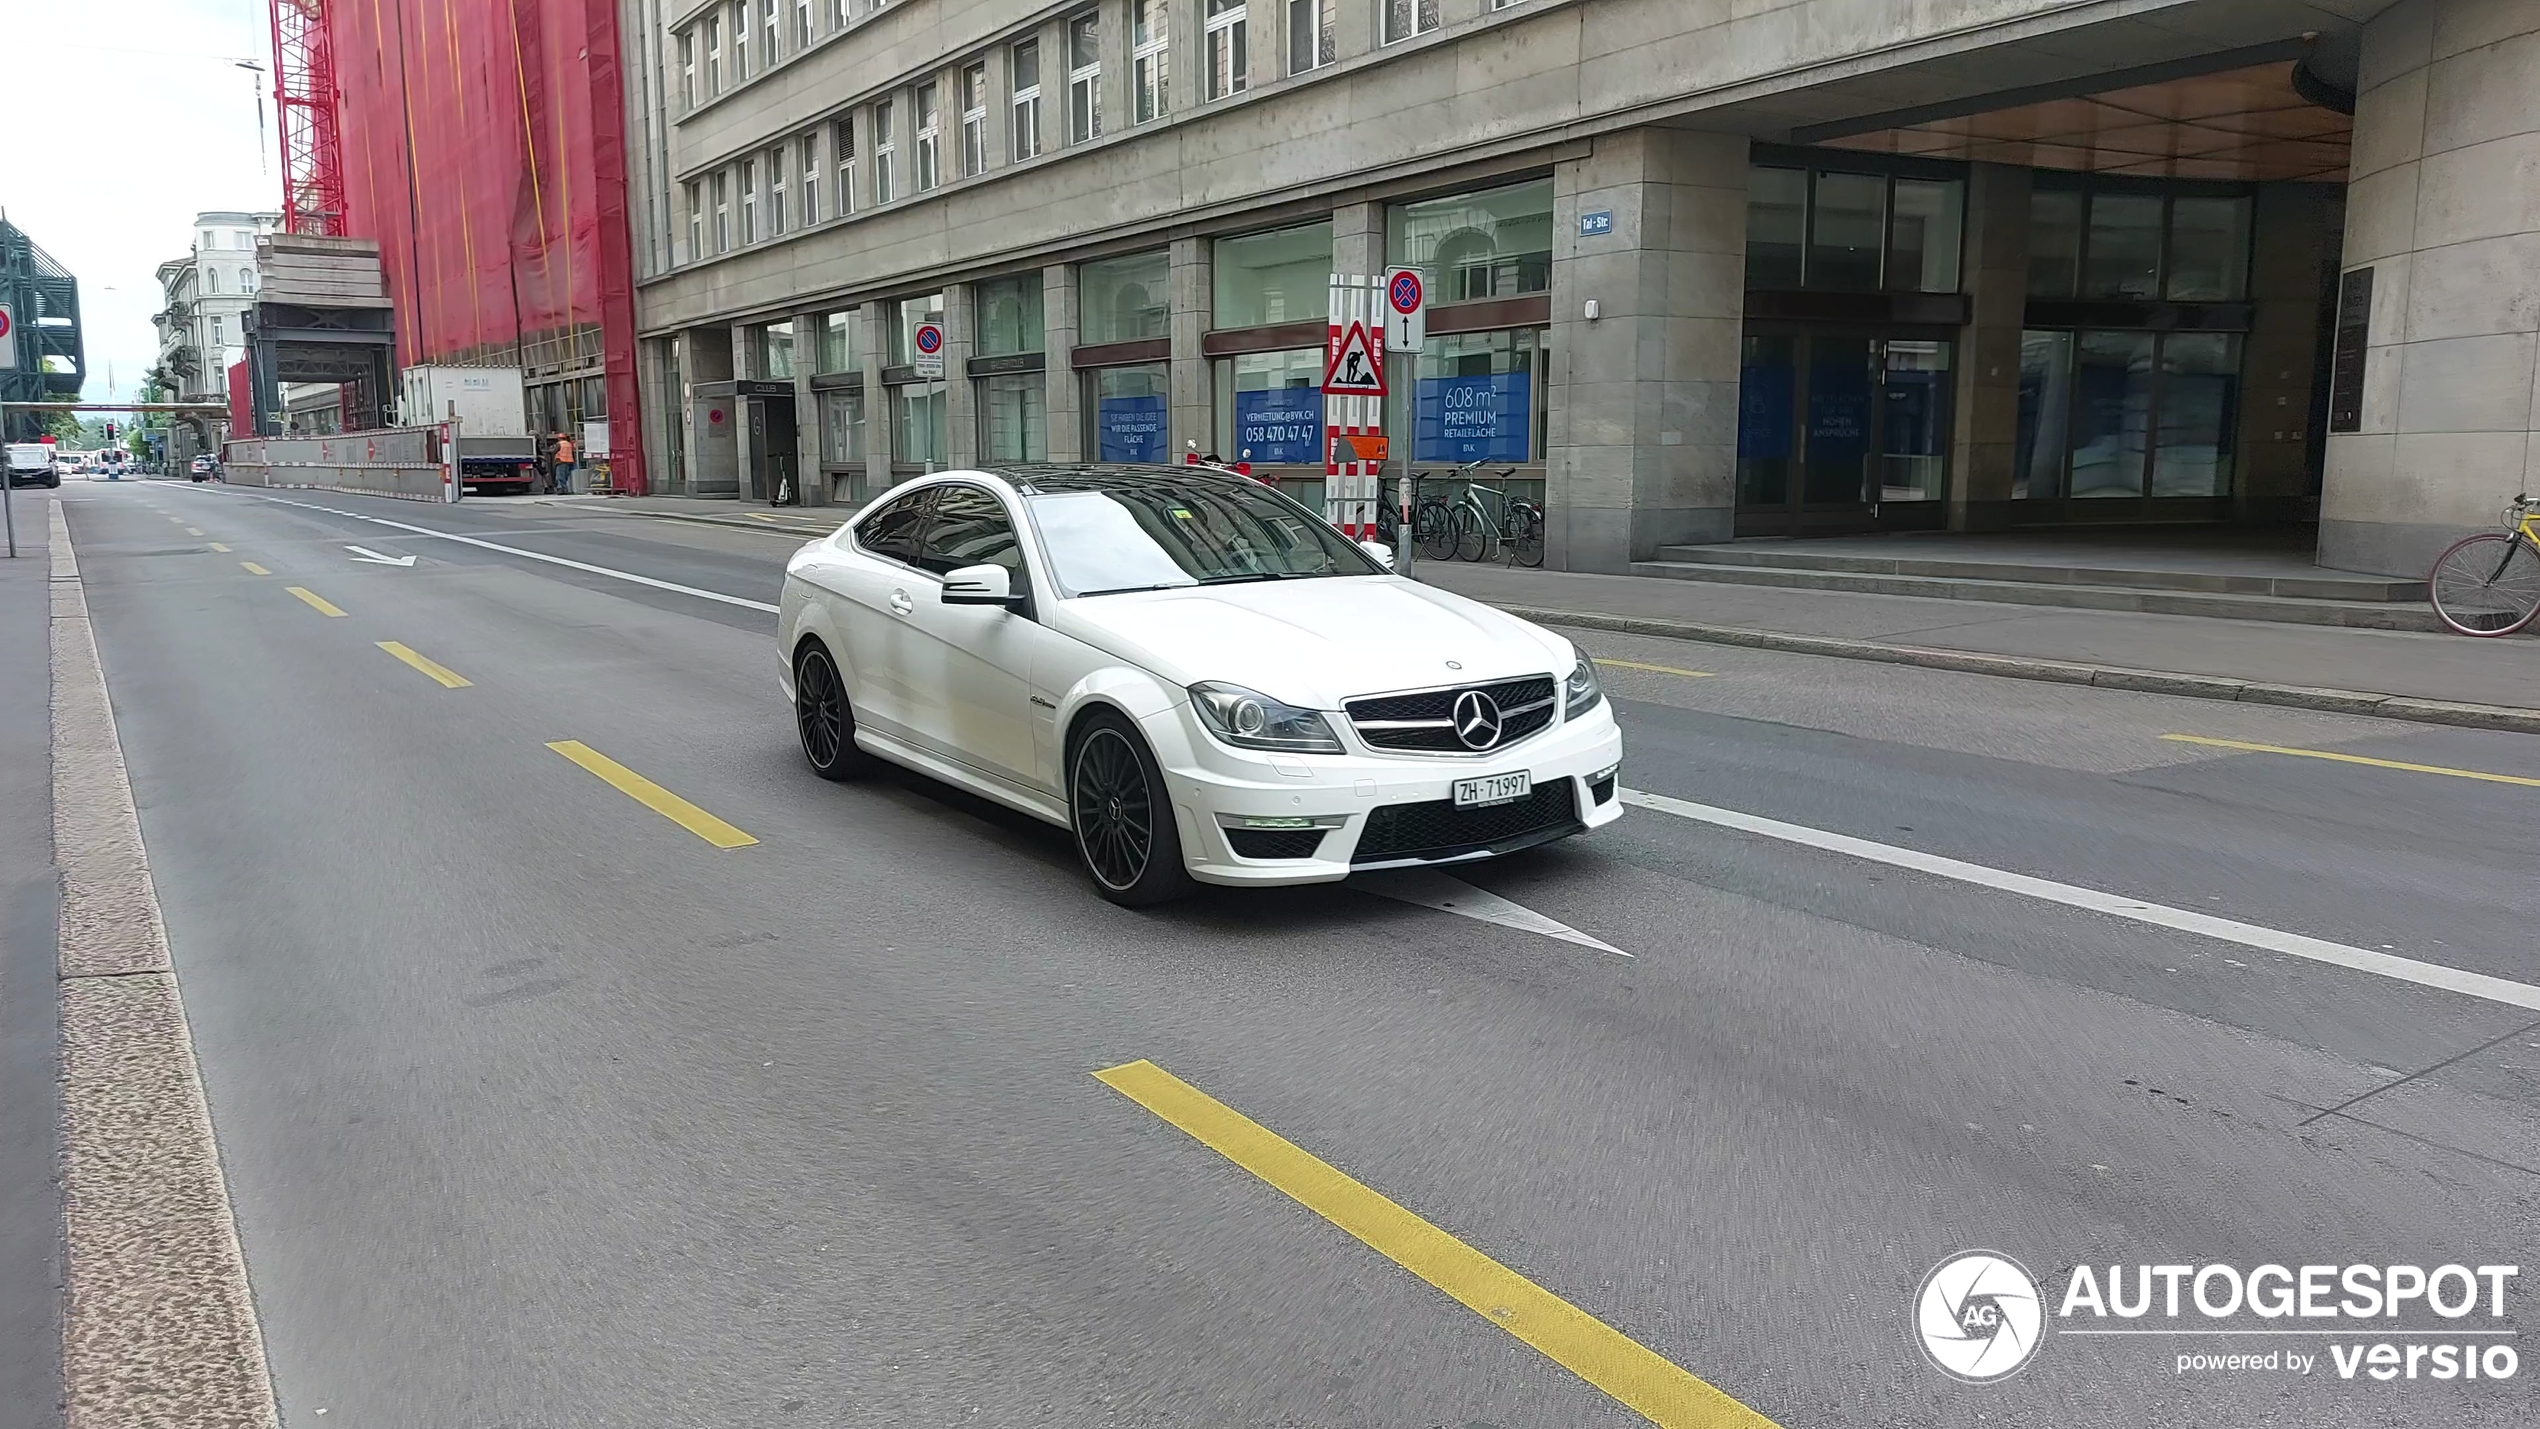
[1197,570,1330,584]
[1073,581,1200,597]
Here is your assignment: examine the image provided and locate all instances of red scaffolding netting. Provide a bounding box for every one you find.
[320,0,643,492]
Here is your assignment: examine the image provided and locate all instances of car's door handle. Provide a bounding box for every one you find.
[888,589,913,616]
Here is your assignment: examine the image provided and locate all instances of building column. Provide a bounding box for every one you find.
[1949,162,2030,532]
[793,309,826,506]
[2323,0,2540,576]
[1545,126,1749,572]
[1169,235,1211,459]
[944,282,979,468]
[861,303,893,492]
[2235,183,2338,527]
[1044,262,1084,461]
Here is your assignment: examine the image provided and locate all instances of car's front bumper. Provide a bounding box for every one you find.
[1141,699,1625,887]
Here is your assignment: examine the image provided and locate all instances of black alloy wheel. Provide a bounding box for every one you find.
[1068,713,1194,906]
[793,642,867,779]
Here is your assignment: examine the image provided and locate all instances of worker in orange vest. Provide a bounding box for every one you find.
[550,431,577,495]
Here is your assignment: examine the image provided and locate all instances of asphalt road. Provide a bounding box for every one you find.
[51,480,2540,1427]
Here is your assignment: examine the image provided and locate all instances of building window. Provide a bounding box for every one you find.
[739,159,759,243]
[1214,348,1321,465]
[834,116,856,216]
[731,1,749,78]
[1381,0,1438,44]
[888,292,946,365]
[914,82,940,191]
[1206,0,1247,100]
[1286,0,1332,74]
[712,171,731,252]
[753,319,797,378]
[828,0,845,30]
[703,13,721,91]
[1068,13,1102,142]
[974,273,1045,356]
[211,315,224,343]
[1490,0,1523,8]
[1213,221,1332,328]
[2028,185,2253,303]
[793,0,812,49]
[207,268,221,294]
[760,0,778,63]
[685,180,704,259]
[2016,329,2241,499]
[1387,327,1542,462]
[872,100,895,204]
[1010,40,1043,160]
[894,386,948,468]
[817,309,859,371]
[1386,178,1552,302]
[1744,164,1964,294]
[1087,364,1169,461]
[678,30,696,105]
[801,136,820,226]
[821,387,866,468]
[1132,0,1169,124]
[769,149,789,235]
[1079,250,1169,343]
[960,64,988,177]
[978,374,1047,461]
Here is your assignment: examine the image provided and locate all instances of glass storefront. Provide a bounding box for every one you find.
[1385,178,1552,302]
[1736,329,1954,533]
[1214,221,1331,328]
[816,309,859,372]
[975,273,1045,356]
[1086,363,1168,462]
[2027,183,2253,302]
[1079,251,1168,343]
[1747,162,1964,293]
[892,383,947,468]
[752,319,796,379]
[2017,329,2240,500]
[821,387,865,467]
[887,292,945,365]
[1384,327,1544,464]
[1215,349,1321,465]
[979,373,1047,460]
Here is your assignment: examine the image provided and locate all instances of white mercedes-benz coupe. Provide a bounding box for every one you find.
[777,465,1623,905]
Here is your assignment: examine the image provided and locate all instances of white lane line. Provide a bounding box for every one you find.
[1621,788,2540,1013]
[240,494,781,613]
[1360,869,1629,957]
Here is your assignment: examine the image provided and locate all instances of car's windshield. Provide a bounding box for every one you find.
[1026,478,1383,597]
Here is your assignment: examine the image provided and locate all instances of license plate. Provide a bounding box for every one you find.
[1453,771,1531,808]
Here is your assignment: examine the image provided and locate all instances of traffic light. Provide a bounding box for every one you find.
[104,422,116,440]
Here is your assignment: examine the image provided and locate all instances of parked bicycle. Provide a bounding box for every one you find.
[1427,461,1544,567]
[2428,493,2540,635]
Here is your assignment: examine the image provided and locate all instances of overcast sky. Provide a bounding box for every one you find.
[1,0,275,406]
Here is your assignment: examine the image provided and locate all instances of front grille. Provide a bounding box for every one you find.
[1351,782,1581,866]
[1344,676,1556,754]
[1226,828,1328,860]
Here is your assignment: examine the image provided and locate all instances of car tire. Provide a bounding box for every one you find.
[793,640,875,780]
[1067,709,1195,908]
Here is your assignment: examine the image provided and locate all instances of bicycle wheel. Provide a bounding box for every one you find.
[1451,505,1490,561]
[2428,532,2540,635]
[1417,500,1458,561]
[1505,502,1545,567]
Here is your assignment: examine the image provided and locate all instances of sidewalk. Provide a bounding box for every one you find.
[1415,560,2540,731]
[500,491,844,537]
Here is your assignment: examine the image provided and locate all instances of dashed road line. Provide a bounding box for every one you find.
[1621,787,2540,1013]
[546,739,759,848]
[207,542,230,552]
[239,561,270,576]
[2161,733,2540,789]
[1096,1059,1776,1429]
[377,641,472,688]
[285,585,347,617]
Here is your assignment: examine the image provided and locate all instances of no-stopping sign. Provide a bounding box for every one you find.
[1383,268,1424,353]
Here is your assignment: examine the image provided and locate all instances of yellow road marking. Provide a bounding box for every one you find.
[240,561,271,576]
[207,542,230,552]
[1094,1060,1777,1429]
[546,740,758,849]
[285,586,347,617]
[1596,658,1718,680]
[377,641,472,689]
[2161,734,2540,789]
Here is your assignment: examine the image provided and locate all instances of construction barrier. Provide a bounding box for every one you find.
[225,426,455,503]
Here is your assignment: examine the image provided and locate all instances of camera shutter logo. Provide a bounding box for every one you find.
[1915,1251,2044,1382]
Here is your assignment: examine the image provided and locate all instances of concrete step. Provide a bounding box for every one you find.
[1649,544,2424,603]
[1624,559,2449,631]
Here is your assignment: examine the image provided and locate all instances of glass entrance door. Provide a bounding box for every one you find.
[1736,327,1953,536]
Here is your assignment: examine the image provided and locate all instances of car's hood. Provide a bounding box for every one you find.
[1055,576,1574,708]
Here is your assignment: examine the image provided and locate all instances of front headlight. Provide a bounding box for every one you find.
[1189,682,1343,753]
[1564,656,1603,719]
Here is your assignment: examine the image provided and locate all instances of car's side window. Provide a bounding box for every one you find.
[914,485,1025,578]
[855,488,935,565]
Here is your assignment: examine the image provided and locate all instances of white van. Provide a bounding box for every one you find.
[5,443,61,489]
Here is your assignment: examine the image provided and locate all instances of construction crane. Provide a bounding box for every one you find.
[269,0,347,236]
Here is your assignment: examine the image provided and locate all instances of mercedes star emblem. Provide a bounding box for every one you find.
[1451,690,1504,750]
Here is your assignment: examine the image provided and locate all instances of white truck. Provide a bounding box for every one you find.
[400,365,541,494]
[6,443,61,489]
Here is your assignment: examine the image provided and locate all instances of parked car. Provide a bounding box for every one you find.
[6,443,62,488]
[778,464,1624,905]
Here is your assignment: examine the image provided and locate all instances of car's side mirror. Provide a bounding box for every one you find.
[1358,539,1396,571]
[941,562,1025,610]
